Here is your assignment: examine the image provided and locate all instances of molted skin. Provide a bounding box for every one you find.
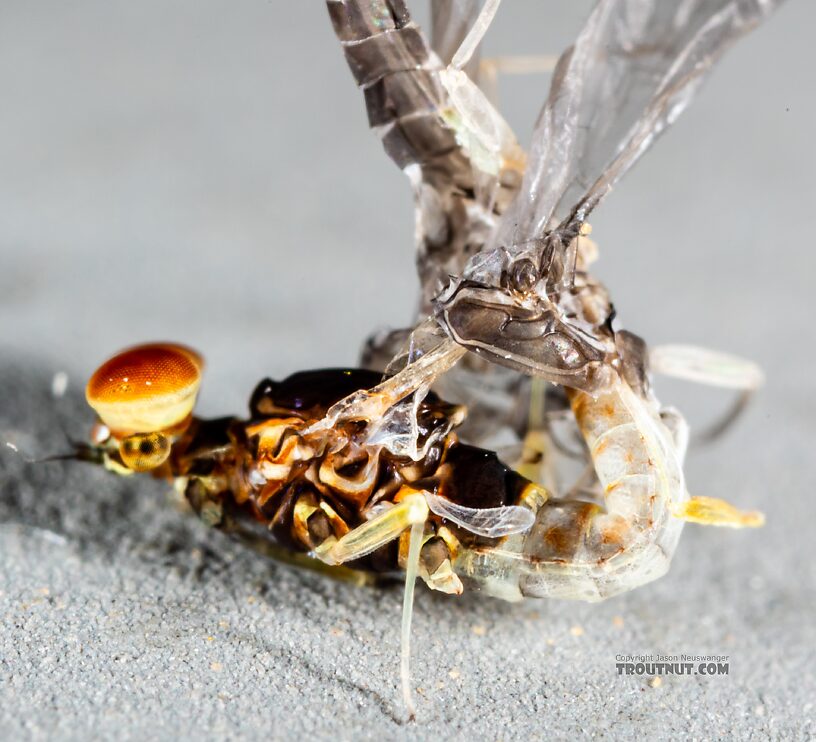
[435,255,618,393]
[86,343,203,437]
[327,0,524,316]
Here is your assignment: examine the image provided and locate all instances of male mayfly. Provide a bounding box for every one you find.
[72,0,782,719]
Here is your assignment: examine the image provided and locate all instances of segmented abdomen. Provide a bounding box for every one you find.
[453,378,689,602]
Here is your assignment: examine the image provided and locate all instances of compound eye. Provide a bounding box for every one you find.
[511,259,538,293]
[86,343,203,437]
[119,432,171,472]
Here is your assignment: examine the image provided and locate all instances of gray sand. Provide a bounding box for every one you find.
[1,1,814,739]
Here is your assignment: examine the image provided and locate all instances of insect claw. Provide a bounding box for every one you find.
[312,536,339,565]
[423,558,464,595]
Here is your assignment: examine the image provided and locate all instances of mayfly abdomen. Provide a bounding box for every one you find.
[454,377,689,603]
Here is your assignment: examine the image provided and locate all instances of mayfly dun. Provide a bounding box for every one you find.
[65,0,784,720]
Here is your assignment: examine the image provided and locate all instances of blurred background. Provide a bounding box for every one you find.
[0,1,813,738]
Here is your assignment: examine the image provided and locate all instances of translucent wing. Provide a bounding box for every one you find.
[425,490,535,537]
[498,0,785,248]
[430,0,482,79]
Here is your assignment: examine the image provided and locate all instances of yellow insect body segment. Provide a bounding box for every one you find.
[86,343,203,437]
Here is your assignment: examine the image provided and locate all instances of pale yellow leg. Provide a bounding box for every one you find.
[400,521,424,720]
[313,490,430,721]
[314,492,428,565]
[516,377,560,492]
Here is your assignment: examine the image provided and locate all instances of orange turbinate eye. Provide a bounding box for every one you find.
[86,343,204,437]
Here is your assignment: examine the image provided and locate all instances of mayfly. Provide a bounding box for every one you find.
[68,0,783,720]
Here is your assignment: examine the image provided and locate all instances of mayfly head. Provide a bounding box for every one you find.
[85,342,204,472]
[434,235,617,392]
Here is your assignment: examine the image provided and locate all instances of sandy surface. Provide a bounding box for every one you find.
[1,1,814,739]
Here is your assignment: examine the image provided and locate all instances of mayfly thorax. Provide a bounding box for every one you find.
[68,0,785,719]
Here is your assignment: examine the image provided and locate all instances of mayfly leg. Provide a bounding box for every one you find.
[516,377,561,491]
[444,0,557,104]
[315,491,428,565]
[315,489,430,719]
[400,519,424,720]
[649,344,764,443]
[478,55,558,107]
[447,0,502,72]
